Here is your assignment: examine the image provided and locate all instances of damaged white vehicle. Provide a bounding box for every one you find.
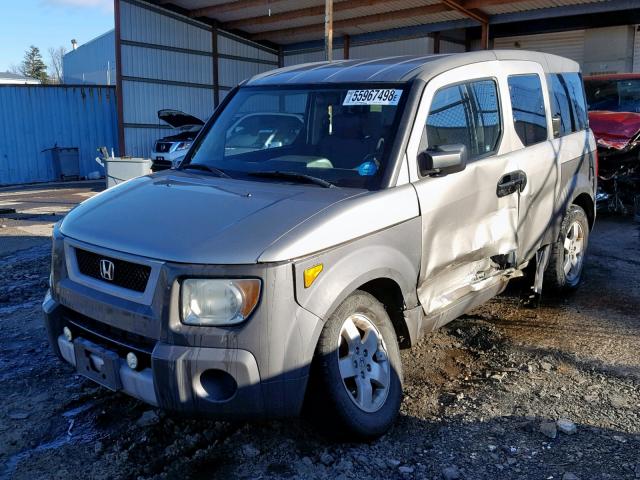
[45,51,596,440]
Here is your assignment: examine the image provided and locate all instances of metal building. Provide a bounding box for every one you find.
[63,30,117,85]
[83,0,640,158]
[0,85,118,185]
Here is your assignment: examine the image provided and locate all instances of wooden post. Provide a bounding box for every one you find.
[325,0,333,61]
[480,22,489,50]
[343,34,350,60]
[433,31,441,54]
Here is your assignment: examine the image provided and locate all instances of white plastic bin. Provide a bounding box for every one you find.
[101,157,152,188]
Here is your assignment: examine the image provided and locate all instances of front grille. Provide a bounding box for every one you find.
[75,248,151,293]
[155,142,172,153]
[62,307,155,369]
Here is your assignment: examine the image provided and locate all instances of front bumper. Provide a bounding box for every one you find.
[44,236,324,418]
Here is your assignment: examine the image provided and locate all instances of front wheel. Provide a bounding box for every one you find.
[544,204,590,291]
[306,290,403,440]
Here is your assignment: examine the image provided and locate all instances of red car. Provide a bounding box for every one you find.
[585,74,640,161]
[584,74,640,212]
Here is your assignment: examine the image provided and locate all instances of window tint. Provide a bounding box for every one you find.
[562,73,588,131]
[425,79,501,159]
[547,74,573,137]
[508,74,548,145]
[547,73,589,137]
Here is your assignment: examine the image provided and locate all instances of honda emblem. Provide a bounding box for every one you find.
[99,259,115,281]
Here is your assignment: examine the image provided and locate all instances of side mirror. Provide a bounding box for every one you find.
[551,115,562,138]
[418,144,467,177]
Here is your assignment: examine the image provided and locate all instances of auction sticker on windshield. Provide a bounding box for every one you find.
[343,89,403,106]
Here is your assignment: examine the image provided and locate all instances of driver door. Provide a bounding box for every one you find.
[406,62,520,320]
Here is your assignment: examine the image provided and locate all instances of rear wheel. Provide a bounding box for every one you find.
[307,290,403,440]
[544,204,589,291]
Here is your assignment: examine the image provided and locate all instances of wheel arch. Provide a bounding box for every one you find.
[572,192,595,229]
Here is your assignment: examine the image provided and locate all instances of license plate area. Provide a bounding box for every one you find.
[74,338,122,391]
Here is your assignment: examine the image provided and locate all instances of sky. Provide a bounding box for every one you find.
[0,0,114,73]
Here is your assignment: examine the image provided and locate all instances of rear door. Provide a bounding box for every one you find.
[500,63,571,263]
[406,61,520,318]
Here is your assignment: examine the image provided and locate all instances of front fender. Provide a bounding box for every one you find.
[293,217,422,322]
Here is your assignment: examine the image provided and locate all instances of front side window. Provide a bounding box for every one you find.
[508,74,548,146]
[186,85,408,189]
[425,79,501,159]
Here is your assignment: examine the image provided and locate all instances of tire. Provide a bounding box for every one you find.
[544,204,590,292]
[306,290,403,440]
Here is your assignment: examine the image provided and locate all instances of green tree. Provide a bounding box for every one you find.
[21,46,48,82]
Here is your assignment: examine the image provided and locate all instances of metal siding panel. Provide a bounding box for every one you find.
[217,32,278,62]
[119,0,215,158]
[0,86,118,185]
[122,80,214,125]
[440,40,465,54]
[63,30,116,85]
[283,49,344,66]
[350,38,433,58]
[218,58,276,87]
[494,30,586,67]
[121,44,213,84]
[120,0,211,52]
[124,126,169,158]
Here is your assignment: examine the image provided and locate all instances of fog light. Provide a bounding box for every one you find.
[62,326,73,342]
[126,352,138,370]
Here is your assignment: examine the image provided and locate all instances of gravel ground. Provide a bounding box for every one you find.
[0,185,639,480]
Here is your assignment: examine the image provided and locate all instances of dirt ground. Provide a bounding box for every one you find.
[0,183,639,480]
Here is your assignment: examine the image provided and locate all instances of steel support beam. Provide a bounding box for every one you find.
[114,0,125,156]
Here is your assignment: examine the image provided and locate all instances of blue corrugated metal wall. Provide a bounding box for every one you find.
[0,85,118,186]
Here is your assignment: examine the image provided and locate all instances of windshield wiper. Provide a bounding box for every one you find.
[179,163,231,178]
[248,171,335,188]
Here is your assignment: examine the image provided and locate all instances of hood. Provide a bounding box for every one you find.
[158,130,199,142]
[158,109,204,130]
[588,111,640,150]
[60,171,363,264]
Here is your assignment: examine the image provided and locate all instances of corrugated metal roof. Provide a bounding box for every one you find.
[150,0,617,45]
[484,0,605,15]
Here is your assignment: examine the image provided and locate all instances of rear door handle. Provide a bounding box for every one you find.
[497,170,527,198]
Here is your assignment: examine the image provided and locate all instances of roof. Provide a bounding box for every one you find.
[149,0,625,45]
[0,72,40,83]
[245,50,580,85]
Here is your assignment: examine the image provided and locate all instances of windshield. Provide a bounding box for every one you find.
[185,85,409,189]
[585,78,640,113]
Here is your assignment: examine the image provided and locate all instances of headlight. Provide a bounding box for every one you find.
[176,142,192,151]
[181,279,261,326]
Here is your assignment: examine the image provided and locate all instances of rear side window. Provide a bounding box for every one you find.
[547,73,589,137]
[563,73,588,131]
[508,74,548,146]
[547,74,573,137]
[425,79,501,159]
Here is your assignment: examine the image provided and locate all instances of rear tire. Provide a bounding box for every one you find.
[544,204,589,292]
[306,290,403,440]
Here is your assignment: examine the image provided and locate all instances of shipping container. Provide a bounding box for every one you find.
[0,85,118,186]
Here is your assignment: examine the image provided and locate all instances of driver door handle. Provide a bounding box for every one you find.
[497,170,527,198]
